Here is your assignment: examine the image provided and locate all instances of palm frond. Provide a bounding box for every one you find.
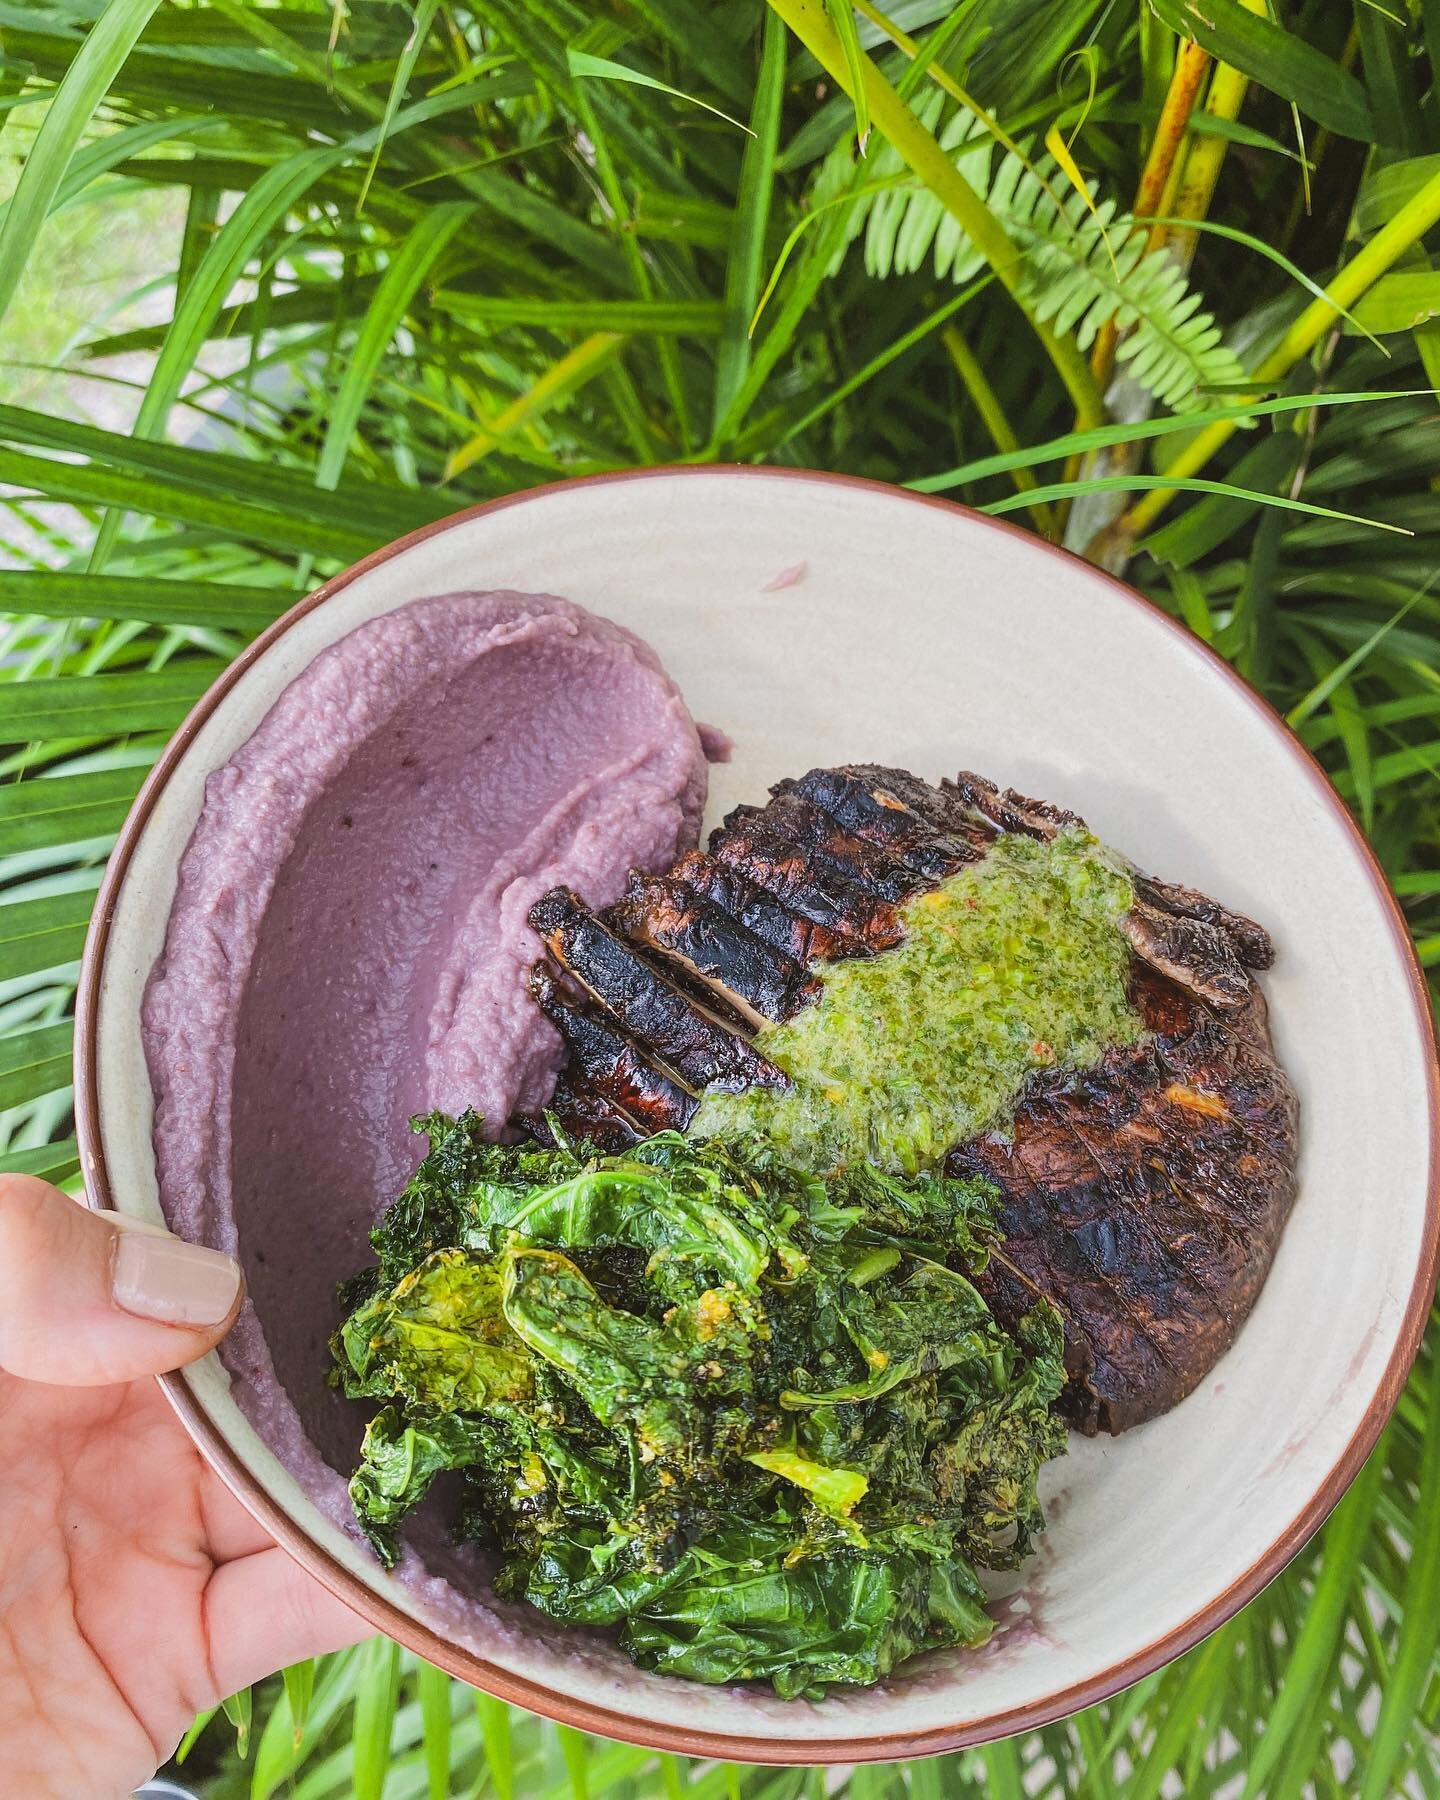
[817,95,1246,411]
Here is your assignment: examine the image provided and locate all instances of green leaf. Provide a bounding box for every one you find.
[281,1660,315,1750]
[1357,154,1440,236]
[358,0,441,214]
[1345,272,1440,336]
[0,571,284,632]
[557,1723,591,1800]
[989,472,1408,541]
[711,9,786,434]
[0,669,218,744]
[0,403,445,542]
[88,141,348,569]
[415,1659,452,1800]
[0,886,94,981]
[0,1021,73,1111]
[432,293,725,334]
[0,1137,80,1184]
[317,202,475,492]
[0,764,148,849]
[475,1692,514,1800]
[1240,1445,1386,1796]
[829,102,1245,411]
[351,1637,400,1800]
[0,112,214,232]
[1355,2,1422,157]
[566,49,754,135]
[173,1707,217,1768]
[0,446,379,562]
[1361,1364,1440,1800]
[0,0,165,330]
[824,0,870,151]
[221,1686,254,1760]
[338,1251,534,1412]
[1147,0,1374,140]
[1142,433,1303,569]
[745,1448,868,1517]
[911,391,1419,492]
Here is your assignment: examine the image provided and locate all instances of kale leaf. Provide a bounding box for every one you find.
[330,1113,1066,1697]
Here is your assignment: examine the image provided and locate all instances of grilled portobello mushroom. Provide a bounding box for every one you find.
[519,765,1298,1436]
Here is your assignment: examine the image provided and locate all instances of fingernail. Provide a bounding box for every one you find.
[112,1224,243,1327]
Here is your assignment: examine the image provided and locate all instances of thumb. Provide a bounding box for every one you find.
[0,1174,243,1386]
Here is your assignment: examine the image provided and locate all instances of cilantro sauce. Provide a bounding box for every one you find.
[692,830,1140,1173]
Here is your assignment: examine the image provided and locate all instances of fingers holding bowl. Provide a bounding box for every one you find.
[0,1174,243,1387]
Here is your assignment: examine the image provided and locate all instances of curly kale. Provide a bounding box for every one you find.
[331,1112,1066,1699]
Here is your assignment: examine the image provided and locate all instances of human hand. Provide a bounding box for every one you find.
[0,1175,373,1799]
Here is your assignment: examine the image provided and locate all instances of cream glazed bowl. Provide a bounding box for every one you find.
[75,466,1439,1762]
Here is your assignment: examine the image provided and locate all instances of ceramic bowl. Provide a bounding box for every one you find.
[75,467,1439,1763]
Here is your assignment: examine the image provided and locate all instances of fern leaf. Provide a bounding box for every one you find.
[818,105,1245,413]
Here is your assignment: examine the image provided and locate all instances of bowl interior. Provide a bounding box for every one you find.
[86,468,1436,1757]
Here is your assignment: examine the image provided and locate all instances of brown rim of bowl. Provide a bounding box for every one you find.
[74,464,1440,1764]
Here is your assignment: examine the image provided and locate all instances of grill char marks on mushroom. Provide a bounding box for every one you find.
[530,969,694,1136]
[610,874,821,1030]
[520,766,1297,1435]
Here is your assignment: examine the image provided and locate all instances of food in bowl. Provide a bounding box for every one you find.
[519,764,1298,1434]
[141,589,1298,1702]
[331,1120,1067,1698]
[140,589,713,1593]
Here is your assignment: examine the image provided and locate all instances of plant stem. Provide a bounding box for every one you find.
[765,0,1106,427]
[1160,23,1256,263]
[444,332,626,479]
[1117,163,1440,541]
[1071,4,1257,564]
[1088,37,1211,393]
[942,324,1056,536]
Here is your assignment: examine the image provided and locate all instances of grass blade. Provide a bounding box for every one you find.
[1360,1361,1440,1800]
[1245,1445,1388,1797]
[351,1636,400,1800]
[415,1660,451,1800]
[173,1707,217,1767]
[986,474,1412,538]
[711,7,786,435]
[475,1691,513,1800]
[0,572,284,632]
[0,448,378,561]
[825,0,871,151]
[0,765,148,850]
[88,142,347,569]
[556,1723,590,1800]
[444,330,625,479]
[909,391,1425,492]
[283,1659,316,1748]
[0,668,218,743]
[0,1139,80,1184]
[317,201,474,492]
[0,887,93,982]
[221,1685,254,1761]
[0,0,165,330]
[0,1021,74,1112]
[567,50,754,135]
[358,0,441,213]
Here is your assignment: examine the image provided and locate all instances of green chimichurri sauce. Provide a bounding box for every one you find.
[691,830,1141,1173]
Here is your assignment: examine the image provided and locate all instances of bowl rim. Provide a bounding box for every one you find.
[73,462,1440,1764]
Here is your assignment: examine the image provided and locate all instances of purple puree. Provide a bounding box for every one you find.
[143,591,709,1572]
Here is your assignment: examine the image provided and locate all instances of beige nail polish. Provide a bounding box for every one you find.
[112,1224,243,1327]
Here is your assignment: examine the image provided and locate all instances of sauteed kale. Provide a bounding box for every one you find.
[333,1112,1065,1698]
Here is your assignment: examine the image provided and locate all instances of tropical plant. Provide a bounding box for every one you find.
[2,1,1439,1795]
[814,94,1247,412]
